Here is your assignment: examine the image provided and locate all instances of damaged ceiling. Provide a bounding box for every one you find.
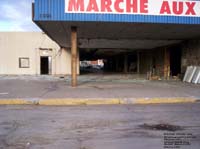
[35,21,200,49]
[34,21,200,59]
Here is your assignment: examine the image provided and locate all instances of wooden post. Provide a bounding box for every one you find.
[164,48,170,80]
[71,27,77,87]
[124,53,128,73]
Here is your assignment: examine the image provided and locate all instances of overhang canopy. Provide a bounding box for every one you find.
[33,0,200,49]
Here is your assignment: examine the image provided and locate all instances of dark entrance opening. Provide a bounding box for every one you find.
[170,45,182,76]
[40,57,49,75]
[128,53,137,73]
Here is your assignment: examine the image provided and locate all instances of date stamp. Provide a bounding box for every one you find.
[163,133,196,148]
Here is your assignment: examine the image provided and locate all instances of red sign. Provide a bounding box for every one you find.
[65,0,200,17]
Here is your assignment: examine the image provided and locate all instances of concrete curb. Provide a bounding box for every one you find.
[133,98,197,104]
[39,98,120,105]
[0,99,33,105]
[0,97,198,105]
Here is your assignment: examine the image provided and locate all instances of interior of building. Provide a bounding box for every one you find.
[32,1,200,86]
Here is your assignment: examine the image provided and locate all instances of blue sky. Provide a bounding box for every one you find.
[0,0,40,31]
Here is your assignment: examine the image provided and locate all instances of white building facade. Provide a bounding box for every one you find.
[0,32,79,75]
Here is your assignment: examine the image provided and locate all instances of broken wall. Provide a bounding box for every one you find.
[181,40,200,74]
[139,48,165,76]
[139,51,153,74]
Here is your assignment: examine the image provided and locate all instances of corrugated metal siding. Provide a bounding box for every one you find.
[34,0,200,24]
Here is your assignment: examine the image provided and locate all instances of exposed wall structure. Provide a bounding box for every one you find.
[139,48,165,77]
[139,41,200,78]
[139,51,153,74]
[181,40,200,74]
[139,45,182,79]
[0,32,79,75]
[1,32,199,78]
[153,49,165,77]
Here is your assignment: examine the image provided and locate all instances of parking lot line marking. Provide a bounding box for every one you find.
[0,93,9,95]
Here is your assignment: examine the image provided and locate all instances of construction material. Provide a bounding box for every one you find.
[185,66,196,83]
[183,66,200,84]
[183,66,192,82]
[188,66,197,83]
[198,76,200,84]
[150,76,161,80]
[192,67,200,84]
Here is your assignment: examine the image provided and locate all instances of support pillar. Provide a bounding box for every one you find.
[164,48,170,80]
[71,27,77,87]
[124,54,128,73]
[137,51,140,74]
[115,56,118,72]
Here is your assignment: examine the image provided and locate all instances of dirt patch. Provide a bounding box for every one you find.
[139,123,183,131]
[90,86,104,90]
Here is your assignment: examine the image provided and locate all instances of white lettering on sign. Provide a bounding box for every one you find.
[65,0,200,17]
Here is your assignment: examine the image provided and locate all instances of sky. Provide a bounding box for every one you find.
[0,0,40,31]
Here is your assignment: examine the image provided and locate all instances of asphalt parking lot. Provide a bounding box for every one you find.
[0,103,200,149]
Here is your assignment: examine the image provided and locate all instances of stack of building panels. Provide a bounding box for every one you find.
[192,67,200,84]
[183,66,200,84]
[183,66,193,82]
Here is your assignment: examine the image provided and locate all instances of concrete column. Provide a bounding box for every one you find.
[137,51,140,74]
[71,27,78,87]
[124,54,128,73]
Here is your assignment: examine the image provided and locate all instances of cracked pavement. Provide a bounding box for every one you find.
[0,75,200,99]
[0,103,200,149]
